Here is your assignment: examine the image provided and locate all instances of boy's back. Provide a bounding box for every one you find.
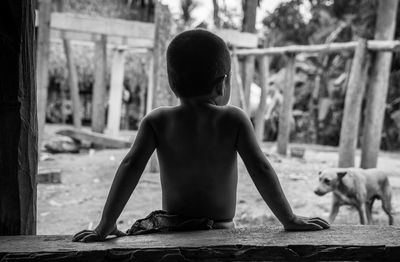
[149,102,239,221]
[73,29,329,242]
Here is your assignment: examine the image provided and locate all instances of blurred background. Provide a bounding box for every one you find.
[34,0,400,234]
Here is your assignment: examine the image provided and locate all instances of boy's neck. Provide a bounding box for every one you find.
[180,96,218,106]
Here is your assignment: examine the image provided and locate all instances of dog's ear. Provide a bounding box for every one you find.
[337,171,347,179]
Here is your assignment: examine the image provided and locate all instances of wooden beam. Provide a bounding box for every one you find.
[1,226,400,261]
[92,35,107,133]
[234,40,400,56]
[36,0,52,147]
[51,12,155,40]
[338,39,369,168]
[254,55,270,142]
[63,39,81,129]
[361,0,399,169]
[214,29,258,48]
[277,55,296,155]
[50,29,154,49]
[106,48,126,137]
[0,0,37,235]
[56,129,132,148]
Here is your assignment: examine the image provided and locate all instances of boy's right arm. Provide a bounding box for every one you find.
[234,109,329,231]
[73,115,157,242]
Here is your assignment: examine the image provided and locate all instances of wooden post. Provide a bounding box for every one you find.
[0,0,37,235]
[63,40,81,129]
[361,0,399,169]
[277,54,296,155]
[230,53,246,109]
[36,0,51,147]
[106,48,126,137]
[149,2,174,173]
[338,39,369,168]
[92,35,107,133]
[145,51,154,115]
[254,55,270,142]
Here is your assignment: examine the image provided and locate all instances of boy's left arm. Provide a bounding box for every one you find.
[73,116,156,242]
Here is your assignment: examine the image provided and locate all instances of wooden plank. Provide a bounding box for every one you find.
[234,40,400,56]
[338,39,369,168]
[361,0,399,169]
[63,39,81,129]
[50,29,154,48]
[91,35,107,133]
[0,226,400,261]
[277,55,296,155]
[36,0,52,147]
[37,168,62,184]
[105,48,126,137]
[0,0,37,235]
[50,12,155,40]
[230,53,246,110]
[56,129,132,148]
[214,29,258,48]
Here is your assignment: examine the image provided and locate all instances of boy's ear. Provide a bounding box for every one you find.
[337,171,347,179]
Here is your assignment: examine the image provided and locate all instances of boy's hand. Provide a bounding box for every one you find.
[283,215,330,231]
[72,224,126,242]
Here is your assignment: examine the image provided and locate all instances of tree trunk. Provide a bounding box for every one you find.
[36,0,51,147]
[361,0,399,169]
[254,55,270,142]
[212,0,221,28]
[149,2,174,173]
[338,39,369,168]
[92,35,107,133]
[241,0,257,114]
[277,55,296,155]
[0,0,37,235]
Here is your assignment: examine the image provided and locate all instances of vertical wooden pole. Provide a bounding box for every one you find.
[242,56,255,114]
[338,39,369,168]
[92,35,107,133]
[106,48,126,137]
[361,0,399,169]
[254,55,270,142]
[277,54,296,155]
[0,0,37,235]
[36,0,51,147]
[149,1,174,173]
[63,40,81,129]
[146,51,154,115]
[230,53,246,110]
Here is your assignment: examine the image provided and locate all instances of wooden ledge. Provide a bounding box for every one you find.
[1,226,399,261]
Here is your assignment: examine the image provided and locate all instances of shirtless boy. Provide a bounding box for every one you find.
[73,29,329,242]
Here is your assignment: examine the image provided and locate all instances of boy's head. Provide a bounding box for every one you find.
[167,29,231,99]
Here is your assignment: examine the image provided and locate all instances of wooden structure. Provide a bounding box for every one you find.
[0,0,37,235]
[361,0,399,168]
[1,226,400,261]
[236,39,400,163]
[338,39,369,168]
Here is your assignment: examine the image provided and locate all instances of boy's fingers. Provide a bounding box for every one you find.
[82,233,101,242]
[73,230,91,239]
[72,231,92,242]
[305,222,323,231]
[309,218,330,229]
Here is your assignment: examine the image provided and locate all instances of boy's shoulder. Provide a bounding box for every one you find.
[144,105,249,125]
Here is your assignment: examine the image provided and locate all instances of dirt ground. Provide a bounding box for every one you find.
[38,124,400,235]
